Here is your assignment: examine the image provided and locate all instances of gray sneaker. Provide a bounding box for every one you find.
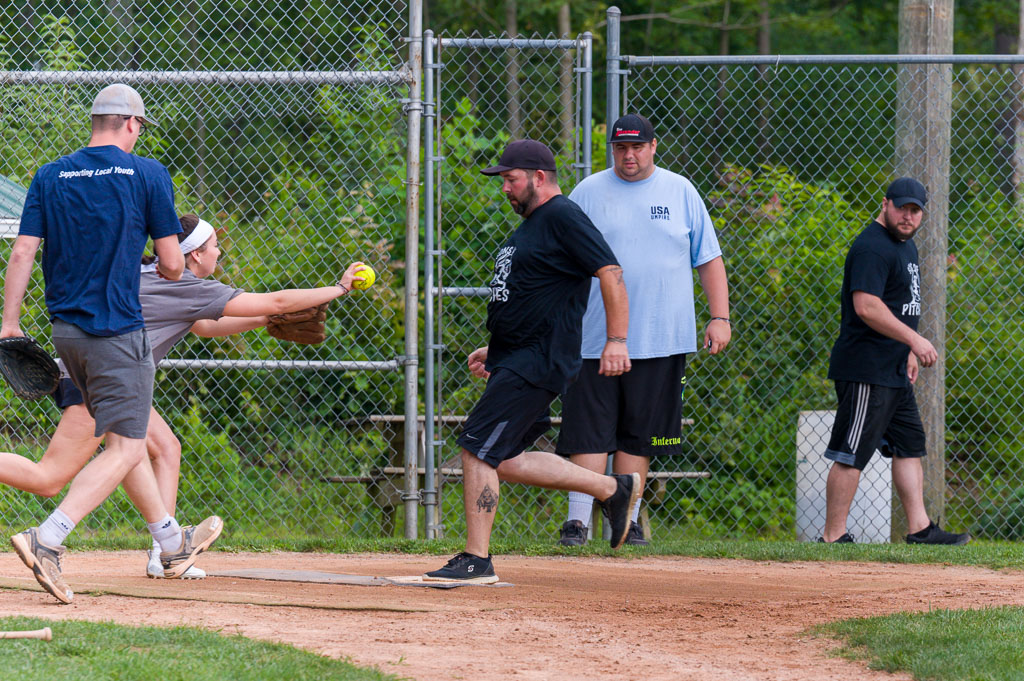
[624,521,650,546]
[160,516,223,578]
[557,520,588,546]
[10,528,73,604]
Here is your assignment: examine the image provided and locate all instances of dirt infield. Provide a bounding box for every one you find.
[1,551,1022,680]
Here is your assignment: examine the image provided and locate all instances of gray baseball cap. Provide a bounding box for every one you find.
[91,83,156,126]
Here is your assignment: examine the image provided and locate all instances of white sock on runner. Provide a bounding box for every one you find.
[631,497,642,523]
[37,508,75,547]
[567,492,594,525]
[148,515,183,553]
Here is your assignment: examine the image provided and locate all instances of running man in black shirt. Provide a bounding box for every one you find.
[820,177,969,545]
[424,140,641,582]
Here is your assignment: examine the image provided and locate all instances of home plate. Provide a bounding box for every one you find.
[210,569,512,588]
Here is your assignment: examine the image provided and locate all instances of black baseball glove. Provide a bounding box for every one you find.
[0,336,61,400]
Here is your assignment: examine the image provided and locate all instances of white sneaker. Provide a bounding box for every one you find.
[146,549,206,579]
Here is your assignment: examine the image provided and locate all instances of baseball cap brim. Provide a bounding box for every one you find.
[481,164,514,176]
[890,196,923,208]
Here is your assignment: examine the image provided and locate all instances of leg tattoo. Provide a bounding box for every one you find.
[476,484,498,513]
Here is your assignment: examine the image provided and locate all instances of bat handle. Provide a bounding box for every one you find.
[0,627,52,641]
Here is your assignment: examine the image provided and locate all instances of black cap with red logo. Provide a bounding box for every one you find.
[609,113,655,144]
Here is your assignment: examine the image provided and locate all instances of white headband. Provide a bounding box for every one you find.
[141,218,216,273]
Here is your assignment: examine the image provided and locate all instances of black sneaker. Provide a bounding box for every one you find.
[816,533,855,543]
[423,552,499,584]
[906,521,971,545]
[557,520,588,546]
[625,521,650,546]
[596,472,641,550]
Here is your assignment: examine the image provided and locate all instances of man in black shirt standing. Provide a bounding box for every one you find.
[424,140,640,582]
[820,177,969,545]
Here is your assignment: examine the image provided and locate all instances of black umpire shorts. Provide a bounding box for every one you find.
[824,380,927,471]
[556,354,687,458]
[456,367,558,469]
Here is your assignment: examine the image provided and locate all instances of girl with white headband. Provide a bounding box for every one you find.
[0,213,368,579]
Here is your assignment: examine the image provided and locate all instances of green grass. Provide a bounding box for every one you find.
[38,534,1024,571]
[816,606,1024,680]
[0,617,400,681]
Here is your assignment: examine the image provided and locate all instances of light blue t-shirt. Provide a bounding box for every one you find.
[569,167,722,359]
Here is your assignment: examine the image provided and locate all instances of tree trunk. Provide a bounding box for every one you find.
[505,0,523,139]
[558,3,573,150]
[1013,1,1024,210]
[189,1,207,208]
[708,0,731,180]
[756,0,773,164]
[893,0,954,540]
[105,0,135,68]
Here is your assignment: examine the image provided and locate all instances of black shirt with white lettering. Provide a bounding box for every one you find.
[485,194,619,393]
[828,221,921,388]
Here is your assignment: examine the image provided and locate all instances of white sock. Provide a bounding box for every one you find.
[631,497,642,523]
[147,515,182,553]
[151,536,161,553]
[37,508,75,547]
[567,492,594,525]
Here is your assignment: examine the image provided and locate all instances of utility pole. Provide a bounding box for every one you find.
[894,0,953,539]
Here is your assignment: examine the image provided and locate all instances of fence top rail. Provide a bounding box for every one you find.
[0,70,410,86]
[437,37,582,50]
[160,359,403,372]
[625,54,1024,67]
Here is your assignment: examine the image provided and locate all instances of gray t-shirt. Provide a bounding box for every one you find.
[138,270,243,363]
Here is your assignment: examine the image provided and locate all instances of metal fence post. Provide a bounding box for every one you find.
[403,0,424,539]
[422,30,440,539]
[606,7,621,168]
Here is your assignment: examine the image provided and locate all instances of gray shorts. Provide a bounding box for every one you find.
[51,320,155,439]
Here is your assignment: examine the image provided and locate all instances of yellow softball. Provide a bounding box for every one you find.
[352,265,376,291]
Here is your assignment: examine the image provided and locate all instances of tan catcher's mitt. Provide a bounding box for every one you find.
[266,302,328,345]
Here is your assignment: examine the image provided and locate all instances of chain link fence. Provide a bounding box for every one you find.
[615,55,1024,542]
[3,4,1023,546]
[0,1,416,541]
[424,32,593,541]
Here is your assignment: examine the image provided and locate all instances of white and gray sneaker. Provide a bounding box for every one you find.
[146,549,207,579]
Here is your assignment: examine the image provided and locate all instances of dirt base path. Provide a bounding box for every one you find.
[1,551,1021,680]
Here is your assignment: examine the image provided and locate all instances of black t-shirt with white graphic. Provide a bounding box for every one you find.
[828,221,921,388]
[485,194,619,393]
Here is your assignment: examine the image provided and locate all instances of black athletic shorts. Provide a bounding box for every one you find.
[824,380,927,471]
[52,377,85,409]
[556,354,687,458]
[456,367,558,468]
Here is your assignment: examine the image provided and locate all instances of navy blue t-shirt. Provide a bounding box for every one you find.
[485,194,619,393]
[828,221,921,388]
[19,145,181,336]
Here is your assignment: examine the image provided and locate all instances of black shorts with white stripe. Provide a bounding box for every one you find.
[824,380,927,471]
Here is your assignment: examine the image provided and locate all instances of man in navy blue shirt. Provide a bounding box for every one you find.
[423,140,641,583]
[1,84,222,603]
[820,177,969,545]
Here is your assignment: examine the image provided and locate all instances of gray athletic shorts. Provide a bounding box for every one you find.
[51,320,155,439]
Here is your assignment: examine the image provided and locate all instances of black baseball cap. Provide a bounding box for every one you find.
[481,139,557,176]
[609,113,655,144]
[885,177,928,208]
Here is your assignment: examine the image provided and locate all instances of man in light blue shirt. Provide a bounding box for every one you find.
[555,114,732,546]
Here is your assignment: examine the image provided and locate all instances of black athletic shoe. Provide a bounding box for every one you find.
[816,533,855,544]
[596,472,642,550]
[423,552,499,584]
[906,521,971,545]
[558,520,588,546]
[624,521,650,546]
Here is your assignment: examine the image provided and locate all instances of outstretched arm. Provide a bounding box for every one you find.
[220,261,367,317]
[595,264,630,376]
[191,316,271,338]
